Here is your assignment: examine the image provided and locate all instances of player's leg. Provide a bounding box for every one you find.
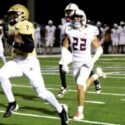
[24,57,69,124]
[57,64,68,98]
[57,49,72,98]
[90,70,101,94]
[0,61,23,117]
[86,67,106,92]
[49,42,53,55]
[73,65,92,120]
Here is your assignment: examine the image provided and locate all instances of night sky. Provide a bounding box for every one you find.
[0,0,125,27]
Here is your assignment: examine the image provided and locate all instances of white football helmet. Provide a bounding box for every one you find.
[113,23,118,28]
[65,3,79,17]
[48,20,53,25]
[71,9,87,29]
[96,21,102,27]
[0,19,4,25]
[120,21,124,26]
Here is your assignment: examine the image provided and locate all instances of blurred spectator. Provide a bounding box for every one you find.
[102,29,111,54]
[111,23,119,53]
[96,21,104,42]
[1,16,12,56]
[0,19,6,64]
[34,23,42,54]
[58,18,66,47]
[44,20,56,55]
[118,21,125,53]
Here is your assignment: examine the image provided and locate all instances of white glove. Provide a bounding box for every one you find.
[62,65,69,73]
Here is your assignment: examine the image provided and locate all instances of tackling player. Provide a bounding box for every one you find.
[61,9,106,120]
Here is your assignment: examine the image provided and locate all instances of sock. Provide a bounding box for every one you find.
[92,74,99,80]
[78,106,84,113]
[59,64,67,88]
[94,79,100,85]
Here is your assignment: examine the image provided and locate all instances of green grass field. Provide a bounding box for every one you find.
[0,55,125,125]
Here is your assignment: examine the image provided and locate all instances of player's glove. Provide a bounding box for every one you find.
[62,65,69,73]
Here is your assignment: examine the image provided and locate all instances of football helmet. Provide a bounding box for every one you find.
[48,20,53,25]
[71,9,87,29]
[120,21,124,26]
[0,19,4,25]
[113,23,118,28]
[8,4,29,25]
[96,21,102,27]
[65,3,79,17]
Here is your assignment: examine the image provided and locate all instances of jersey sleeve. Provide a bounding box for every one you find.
[15,21,34,35]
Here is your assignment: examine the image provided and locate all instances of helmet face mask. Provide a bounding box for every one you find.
[8,11,18,26]
[72,21,81,29]
[8,4,29,25]
[48,20,53,26]
[71,9,87,29]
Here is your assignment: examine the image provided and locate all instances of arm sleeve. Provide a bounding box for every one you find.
[91,46,103,64]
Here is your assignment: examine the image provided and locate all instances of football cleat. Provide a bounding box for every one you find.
[3,101,19,118]
[95,84,101,94]
[59,105,69,125]
[94,80,101,94]
[73,112,84,121]
[96,67,106,78]
[57,87,68,98]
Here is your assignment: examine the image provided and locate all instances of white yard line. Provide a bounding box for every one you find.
[105,72,125,75]
[108,76,125,79]
[12,84,125,97]
[121,99,125,101]
[85,100,105,104]
[0,110,120,125]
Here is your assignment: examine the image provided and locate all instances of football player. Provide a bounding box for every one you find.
[61,9,106,120]
[34,23,42,54]
[58,3,102,98]
[58,3,79,98]
[44,20,56,55]
[0,4,69,125]
[119,21,125,53]
[0,20,6,64]
[111,23,119,53]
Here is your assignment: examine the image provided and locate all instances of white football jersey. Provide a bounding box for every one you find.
[111,28,120,45]
[59,21,72,65]
[0,26,3,39]
[45,25,56,37]
[65,24,99,66]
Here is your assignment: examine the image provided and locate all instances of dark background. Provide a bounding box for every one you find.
[0,0,125,26]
